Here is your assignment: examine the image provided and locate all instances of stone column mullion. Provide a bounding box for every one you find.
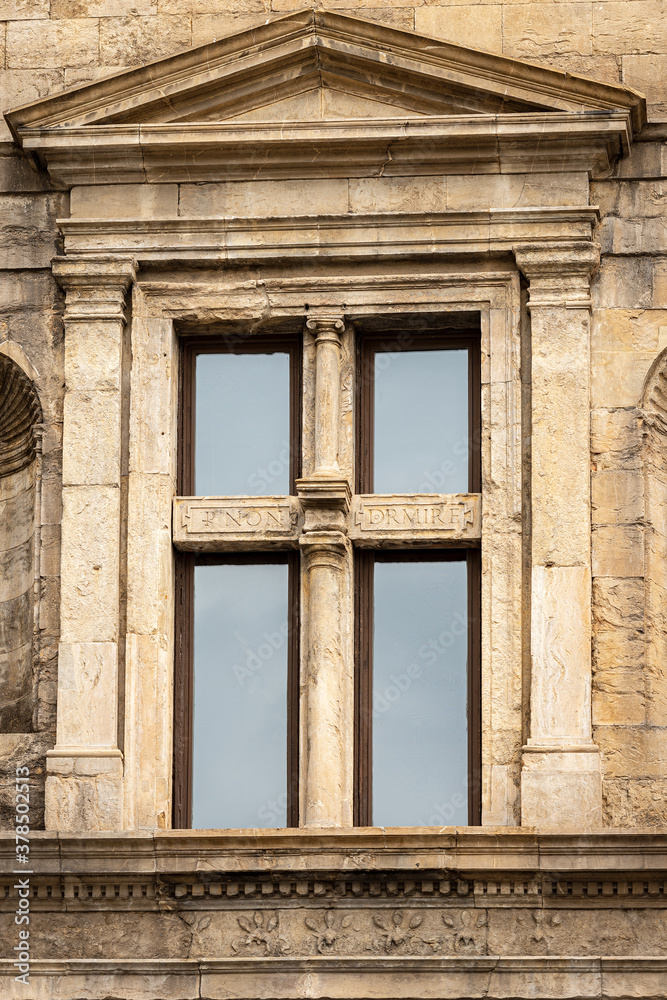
[45,257,135,832]
[306,315,345,477]
[299,531,352,827]
[297,313,353,828]
[515,241,602,831]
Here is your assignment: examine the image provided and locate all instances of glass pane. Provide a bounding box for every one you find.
[374,349,468,494]
[195,352,290,496]
[373,559,468,827]
[192,562,288,829]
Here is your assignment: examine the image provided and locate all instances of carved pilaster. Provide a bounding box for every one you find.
[515,242,602,831]
[299,531,353,828]
[46,257,136,832]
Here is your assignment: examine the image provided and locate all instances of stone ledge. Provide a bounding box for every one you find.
[2,829,667,875]
[0,956,666,1000]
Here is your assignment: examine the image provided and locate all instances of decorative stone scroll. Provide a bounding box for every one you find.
[173,496,300,549]
[349,494,481,546]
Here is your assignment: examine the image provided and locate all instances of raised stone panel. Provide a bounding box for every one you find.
[70,183,179,219]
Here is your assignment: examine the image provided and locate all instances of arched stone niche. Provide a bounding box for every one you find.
[0,354,43,733]
[641,350,667,729]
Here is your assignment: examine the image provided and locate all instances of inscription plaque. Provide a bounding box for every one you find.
[350,494,481,545]
[173,497,300,550]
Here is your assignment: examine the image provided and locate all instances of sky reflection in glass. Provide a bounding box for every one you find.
[195,352,289,496]
[192,562,288,829]
[374,349,468,494]
[373,559,468,827]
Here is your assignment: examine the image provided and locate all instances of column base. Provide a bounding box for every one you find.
[45,748,123,831]
[520,743,602,831]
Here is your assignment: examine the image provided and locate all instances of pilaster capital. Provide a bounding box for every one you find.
[305,313,345,345]
[52,256,137,323]
[514,241,600,310]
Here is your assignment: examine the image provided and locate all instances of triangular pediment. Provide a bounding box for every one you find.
[6,9,645,132]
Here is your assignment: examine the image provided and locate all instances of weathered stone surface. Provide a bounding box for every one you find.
[592,525,644,577]
[416,6,503,53]
[593,577,644,631]
[191,12,284,45]
[603,778,667,826]
[0,193,62,269]
[99,15,191,64]
[593,1,667,56]
[623,55,667,118]
[59,486,120,643]
[591,407,642,470]
[0,732,52,830]
[70,183,179,219]
[651,261,667,308]
[591,469,643,525]
[0,149,54,193]
[0,0,49,17]
[591,308,667,353]
[592,258,654,309]
[503,2,593,57]
[607,141,665,180]
[487,906,667,956]
[6,18,99,69]
[52,0,158,16]
[595,725,667,778]
[179,179,349,218]
[159,0,267,11]
[594,180,667,219]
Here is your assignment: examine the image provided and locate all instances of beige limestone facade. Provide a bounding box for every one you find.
[0,2,666,998]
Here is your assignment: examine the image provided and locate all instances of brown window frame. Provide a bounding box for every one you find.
[173,334,302,830]
[354,330,482,826]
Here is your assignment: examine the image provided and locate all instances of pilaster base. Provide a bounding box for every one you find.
[45,749,123,831]
[520,744,602,831]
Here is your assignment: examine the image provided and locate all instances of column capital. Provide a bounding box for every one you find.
[299,529,349,561]
[52,256,137,322]
[514,241,600,310]
[305,313,345,345]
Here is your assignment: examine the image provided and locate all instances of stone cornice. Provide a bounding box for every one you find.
[18,113,633,186]
[3,830,667,876]
[57,208,599,265]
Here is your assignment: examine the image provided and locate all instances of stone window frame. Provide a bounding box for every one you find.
[48,230,601,833]
[165,271,522,830]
